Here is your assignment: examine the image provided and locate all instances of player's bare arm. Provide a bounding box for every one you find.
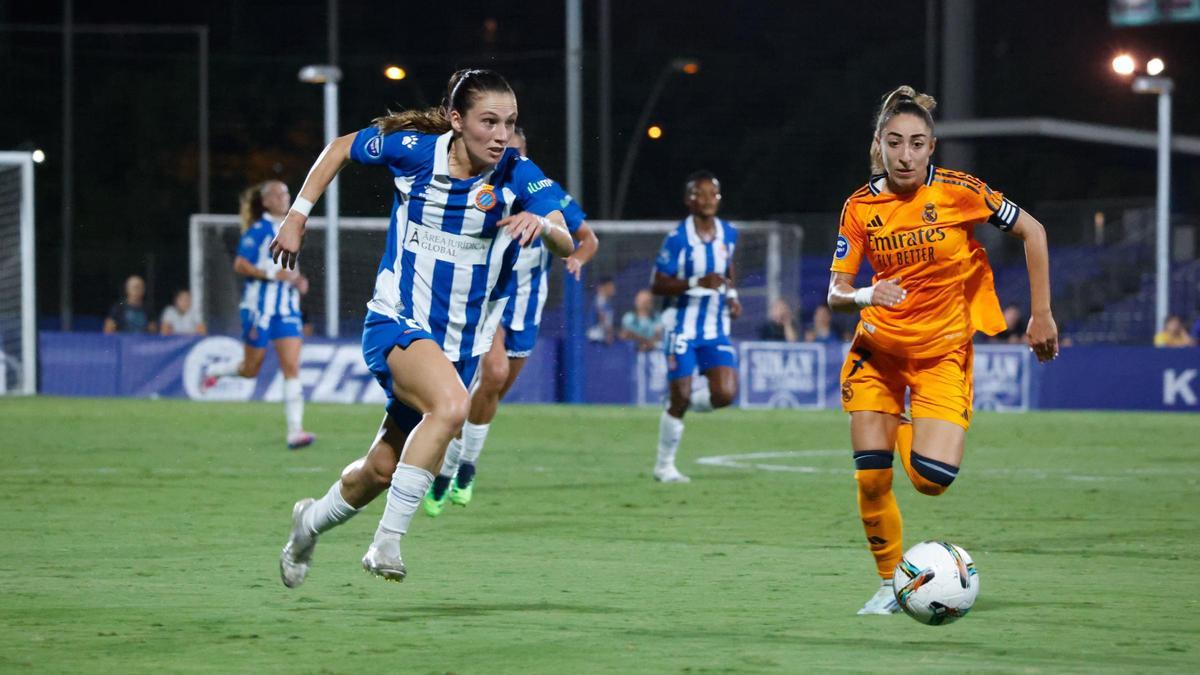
[563,221,599,280]
[827,272,906,312]
[270,132,355,269]
[1008,210,1058,362]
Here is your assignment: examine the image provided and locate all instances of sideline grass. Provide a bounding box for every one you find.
[0,397,1197,673]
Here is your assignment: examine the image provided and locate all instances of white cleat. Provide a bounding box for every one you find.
[362,541,407,582]
[653,464,691,483]
[280,498,317,588]
[857,580,902,615]
[287,431,317,450]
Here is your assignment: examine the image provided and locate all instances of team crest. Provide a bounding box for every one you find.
[923,202,938,224]
[841,381,854,402]
[474,185,497,211]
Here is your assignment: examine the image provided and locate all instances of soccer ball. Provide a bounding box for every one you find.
[892,541,979,625]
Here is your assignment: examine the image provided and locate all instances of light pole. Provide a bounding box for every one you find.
[612,58,699,219]
[298,64,342,337]
[1114,54,1173,332]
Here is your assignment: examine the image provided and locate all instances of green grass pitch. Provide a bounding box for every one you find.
[1,397,1197,673]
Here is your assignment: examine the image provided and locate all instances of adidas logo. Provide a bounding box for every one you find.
[867,215,884,230]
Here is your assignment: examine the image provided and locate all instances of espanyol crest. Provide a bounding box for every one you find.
[475,184,497,211]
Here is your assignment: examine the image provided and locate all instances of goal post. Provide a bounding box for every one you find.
[0,152,36,395]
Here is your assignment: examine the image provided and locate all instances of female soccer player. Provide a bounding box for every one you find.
[650,171,742,483]
[272,69,574,586]
[829,86,1058,614]
[423,126,599,516]
[202,180,314,449]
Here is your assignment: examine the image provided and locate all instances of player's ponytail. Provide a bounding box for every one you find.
[869,85,937,173]
[372,68,513,136]
[239,182,268,232]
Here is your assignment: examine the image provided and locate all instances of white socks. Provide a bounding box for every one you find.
[303,480,361,535]
[438,438,464,478]
[207,360,242,378]
[374,463,433,544]
[437,422,490,479]
[283,377,304,434]
[461,422,490,464]
[689,385,713,413]
[656,411,685,469]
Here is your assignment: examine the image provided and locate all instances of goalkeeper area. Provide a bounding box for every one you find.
[1,398,1196,673]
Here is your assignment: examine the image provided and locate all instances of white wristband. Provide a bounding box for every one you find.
[687,276,700,289]
[726,288,739,301]
[291,196,314,217]
[537,215,552,237]
[853,286,874,308]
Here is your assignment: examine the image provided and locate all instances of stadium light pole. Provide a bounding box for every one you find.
[1114,54,1173,332]
[612,58,699,219]
[298,65,342,338]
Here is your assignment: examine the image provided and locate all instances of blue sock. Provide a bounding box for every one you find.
[456,462,476,488]
[431,474,451,500]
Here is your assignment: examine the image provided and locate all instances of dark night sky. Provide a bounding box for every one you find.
[1,0,1198,319]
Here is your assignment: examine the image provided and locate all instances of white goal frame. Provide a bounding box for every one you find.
[0,152,36,395]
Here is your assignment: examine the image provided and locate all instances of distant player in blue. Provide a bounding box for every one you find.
[651,171,742,483]
[271,69,575,587]
[202,180,314,449]
[426,126,599,515]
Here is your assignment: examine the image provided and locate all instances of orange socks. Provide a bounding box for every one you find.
[853,451,903,579]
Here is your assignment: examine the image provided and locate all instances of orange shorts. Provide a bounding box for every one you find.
[839,336,975,429]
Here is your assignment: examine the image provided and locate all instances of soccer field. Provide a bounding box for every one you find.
[1,398,1197,673]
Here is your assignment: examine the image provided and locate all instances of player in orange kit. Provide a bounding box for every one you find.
[828,86,1059,615]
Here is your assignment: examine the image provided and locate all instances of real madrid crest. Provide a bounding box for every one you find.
[922,202,937,224]
[474,184,497,212]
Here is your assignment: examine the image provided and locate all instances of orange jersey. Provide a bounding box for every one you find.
[830,166,1017,359]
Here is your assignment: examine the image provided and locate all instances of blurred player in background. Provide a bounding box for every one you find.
[202,181,314,449]
[271,68,574,586]
[828,86,1058,615]
[650,171,742,483]
[424,126,599,515]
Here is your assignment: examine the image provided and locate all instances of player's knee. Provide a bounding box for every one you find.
[853,451,894,500]
[710,388,735,409]
[480,358,509,392]
[240,361,263,378]
[910,451,958,496]
[432,388,470,433]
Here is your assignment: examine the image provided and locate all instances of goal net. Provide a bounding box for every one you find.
[189,215,803,339]
[0,153,36,395]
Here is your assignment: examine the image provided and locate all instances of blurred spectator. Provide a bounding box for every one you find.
[804,304,843,344]
[1154,314,1195,348]
[159,289,206,336]
[587,277,616,343]
[991,304,1025,343]
[104,275,156,334]
[620,289,663,351]
[759,298,799,342]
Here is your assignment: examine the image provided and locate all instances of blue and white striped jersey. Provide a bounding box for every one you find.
[501,183,586,332]
[238,215,301,320]
[654,216,739,341]
[349,128,564,361]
